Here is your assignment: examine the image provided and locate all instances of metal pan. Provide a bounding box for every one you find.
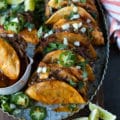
[0,0,109,120]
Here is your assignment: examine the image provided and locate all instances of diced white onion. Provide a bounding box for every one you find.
[80,27,86,33]
[72,23,79,30]
[73,6,78,13]
[48,30,53,35]
[78,22,83,28]
[76,66,81,69]
[70,14,80,20]
[42,67,47,73]
[61,23,70,30]
[74,41,80,47]
[37,67,42,73]
[44,33,49,38]
[44,30,53,38]
[7,34,14,37]
[63,37,68,45]
[72,0,79,2]
[86,19,91,23]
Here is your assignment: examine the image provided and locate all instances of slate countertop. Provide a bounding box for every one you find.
[103,44,120,120]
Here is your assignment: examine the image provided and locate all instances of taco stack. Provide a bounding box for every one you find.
[25,0,105,105]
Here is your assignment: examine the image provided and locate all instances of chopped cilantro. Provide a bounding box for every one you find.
[68,104,77,112]
[82,70,88,80]
[24,22,35,31]
[69,80,77,87]
[44,42,67,54]
[77,61,88,71]
[78,81,84,90]
[55,0,59,3]
[80,0,86,3]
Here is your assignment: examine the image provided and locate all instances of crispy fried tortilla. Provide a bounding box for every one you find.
[55,32,97,58]
[26,80,86,104]
[38,62,83,82]
[0,27,39,44]
[0,38,20,80]
[46,0,98,20]
[19,29,39,44]
[45,6,96,25]
[36,32,97,59]
[42,50,95,81]
[53,20,104,45]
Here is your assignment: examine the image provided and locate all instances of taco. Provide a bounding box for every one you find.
[36,32,97,59]
[53,20,104,45]
[45,6,96,25]
[26,80,86,104]
[46,0,98,20]
[42,50,95,81]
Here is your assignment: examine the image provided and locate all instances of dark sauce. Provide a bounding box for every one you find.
[0,35,28,88]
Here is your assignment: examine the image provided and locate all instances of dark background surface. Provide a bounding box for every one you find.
[103,44,120,120]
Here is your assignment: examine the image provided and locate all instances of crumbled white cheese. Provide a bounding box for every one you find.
[70,14,80,20]
[73,6,78,13]
[78,22,83,28]
[74,41,80,47]
[86,19,91,23]
[37,67,42,73]
[63,37,68,45]
[61,23,70,30]
[80,27,87,33]
[72,23,79,30]
[42,67,47,73]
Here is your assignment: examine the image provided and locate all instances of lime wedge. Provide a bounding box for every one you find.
[89,109,99,120]
[74,117,88,120]
[7,0,24,5]
[89,102,117,120]
[24,0,35,11]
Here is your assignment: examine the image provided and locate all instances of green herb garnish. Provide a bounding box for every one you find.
[69,80,77,87]
[0,0,8,10]
[77,61,88,71]
[24,22,35,31]
[80,0,86,3]
[68,104,77,112]
[44,42,67,54]
[65,11,74,20]
[4,21,21,33]
[55,0,59,3]
[78,81,84,90]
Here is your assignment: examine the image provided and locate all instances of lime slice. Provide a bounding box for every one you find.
[7,0,24,5]
[24,0,35,11]
[74,117,88,120]
[89,102,117,120]
[89,109,99,120]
